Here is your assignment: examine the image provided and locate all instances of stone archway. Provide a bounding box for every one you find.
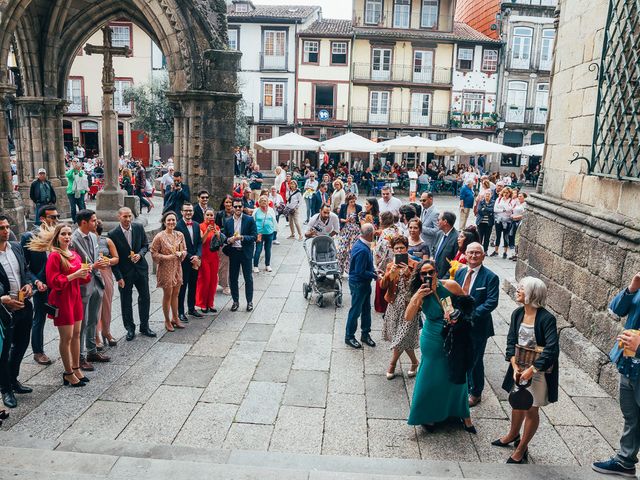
[0,0,240,231]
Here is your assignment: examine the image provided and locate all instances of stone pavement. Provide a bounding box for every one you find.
[1,193,623,470]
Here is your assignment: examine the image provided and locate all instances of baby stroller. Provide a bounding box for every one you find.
[303,235,342,307]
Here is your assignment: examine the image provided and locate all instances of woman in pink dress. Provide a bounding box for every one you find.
[30,224,91,387]
[196,208,221,313]
[150,211,186,332]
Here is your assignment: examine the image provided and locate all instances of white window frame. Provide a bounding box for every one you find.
[371,48,392,81]
[303,40,319,63]
[235,2,248,12]
[262,81,286,121]
[534,83,549,124]
[413,50,434,83]
[481,49,498,72]
[457,47,474,70]
[410,92,432,126]
[263,30,286,70]
[511,27,533,69]
[331,42,348,64]
[66,78,84,114]
[369,91,390,124]
[539,29,555,71]
[114,79,133,115]
[421,0,439,28]
[228,29,239,50]
[110,25,131,49]
[393,0,411,28]
[506,80,528,123]
[364,0,382,24]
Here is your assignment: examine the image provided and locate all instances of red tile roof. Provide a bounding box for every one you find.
[299,19,353,37]
[228,4,320,21]
[353,21,502,44]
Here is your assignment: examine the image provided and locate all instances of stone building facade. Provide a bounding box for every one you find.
[0,0,240,231]
[516,0,640,396]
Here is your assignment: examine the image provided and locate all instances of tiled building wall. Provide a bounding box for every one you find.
[454,0,500,39]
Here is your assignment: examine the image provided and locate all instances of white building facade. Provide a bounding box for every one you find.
[227,1,320,169]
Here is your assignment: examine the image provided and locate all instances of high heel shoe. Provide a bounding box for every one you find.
[105,335,118,347]
[506,449,528,464]
[422,423,436,433]
[492,434,521,448]
[407,363,419,378]
[72,367,89,383]
[165,321,175,332]
[63,372,84,387]
[461,418,477,434]
[0,409,9,420]
[171,320,185,329]
[386,364,396,380]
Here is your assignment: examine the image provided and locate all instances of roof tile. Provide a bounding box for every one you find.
[299,19,353,37]
[227,4,319,21]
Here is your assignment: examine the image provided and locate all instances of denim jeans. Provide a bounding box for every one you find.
[254,233,274,267]
[345,280,372,340]
[67,193,86,223]
[616,374,640,468]
[304,198,312,222]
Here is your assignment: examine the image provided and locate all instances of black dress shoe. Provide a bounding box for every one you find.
[492,435,521,448]
[11,381,32,394]
[210,308,218,313]
[506,450,528,464]
[2,391,17,409]
[188,310,204,318]
[246,303,253,312]
[230,303,239,312]
[345,338,362,349]
[140,328,157,338]
[201,308,209,314]
[126,330,135,341]
[360,334,376,347]
[179,314,190,323]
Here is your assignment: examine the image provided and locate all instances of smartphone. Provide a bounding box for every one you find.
[394,253,409,265]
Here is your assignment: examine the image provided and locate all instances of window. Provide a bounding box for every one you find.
[66,78,84,113]
[482,49,498,72]
[369,91,390,124]
[110,24,131,49]
[457,47,474,70]
[534,83,549,124]
[262,81,286,120]
[506,81,528,123]
[303,41,319,63]
[364,0,382,24]
[410,92,431,126]
[539,29,555,70]
[413,50,433,83]
[114,79,133,115]
[462,92,484,115]
[263,30,286,69]
[511,27,533,69]
[421,0,439,28]
[393,0,410,28]
[228,29,239,50]
[371,48,392,80]
[331,42,348,64]
[235,2,248,12]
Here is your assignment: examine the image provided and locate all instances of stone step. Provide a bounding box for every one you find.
[0,432,604,480]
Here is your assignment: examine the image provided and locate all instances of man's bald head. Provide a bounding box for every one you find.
[465,242,485,268]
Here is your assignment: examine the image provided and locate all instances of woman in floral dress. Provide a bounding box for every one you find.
[373,211,399,313]
[150,211,187,332]
[336,193,362,274]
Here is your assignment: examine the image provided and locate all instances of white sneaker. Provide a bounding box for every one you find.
[252,267,259,273]
[266,266,272,272]
[273,240,280,245]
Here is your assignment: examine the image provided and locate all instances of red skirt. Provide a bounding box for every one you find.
[374,279,388,313]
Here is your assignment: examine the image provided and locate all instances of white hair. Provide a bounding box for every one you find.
[518,276,547,308]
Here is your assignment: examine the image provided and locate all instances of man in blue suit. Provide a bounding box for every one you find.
[224,198,257,312]
[454,242,499,407]
[176,203,203,323]
[310,182,330,217]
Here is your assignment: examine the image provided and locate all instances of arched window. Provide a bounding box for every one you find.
[506,81,528,123]
[511,27,533,69]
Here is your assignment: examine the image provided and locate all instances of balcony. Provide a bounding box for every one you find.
[298,104,348,123]
[260,52,287,71]
[450,111,499,130]
[351,107,451,128]
[505,107,547,125]
[352,64,452,85]
[260,103,286,122]
[66,96,88,115]
[355,8,455,31]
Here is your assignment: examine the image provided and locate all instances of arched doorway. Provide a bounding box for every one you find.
[0,0,241,230]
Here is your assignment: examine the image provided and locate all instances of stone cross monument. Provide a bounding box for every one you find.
[84,26,131,222]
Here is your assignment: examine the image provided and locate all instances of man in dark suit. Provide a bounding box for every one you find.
[433,211,459,279]
[108,207,156,341]
[163,171,191,220]
[192,190,209,224]
[223,198,257,312]
[29,168,56,226]
[0,215,34,408]
[176,203,203,322]
[454,242,499,407]
[309,183,330,217]
[21,204,58,365]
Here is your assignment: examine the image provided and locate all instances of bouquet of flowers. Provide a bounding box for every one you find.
[448,259,463,279]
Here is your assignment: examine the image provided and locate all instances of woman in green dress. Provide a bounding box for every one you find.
[405,260,476,433]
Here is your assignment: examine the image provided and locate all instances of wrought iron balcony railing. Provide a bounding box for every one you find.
[352,63,452,85]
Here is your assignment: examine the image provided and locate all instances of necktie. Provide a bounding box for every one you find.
[463,269,474,294]
[435,234,445,258]
[124,228,132,248]
[84,235,94,262]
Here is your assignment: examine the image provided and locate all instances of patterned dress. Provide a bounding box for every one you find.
[336,210,361,274]
[150,230,186,289]
[382,272,420,351]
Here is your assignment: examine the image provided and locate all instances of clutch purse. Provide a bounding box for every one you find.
[44,303,59,318]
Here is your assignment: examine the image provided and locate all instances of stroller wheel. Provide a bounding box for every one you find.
[303,283,310,299]
[316,295,324,308]
[335,294,343,307]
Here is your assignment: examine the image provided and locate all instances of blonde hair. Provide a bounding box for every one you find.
[122,168,132,179]
[333,179,343,189]
[28,223,74,272]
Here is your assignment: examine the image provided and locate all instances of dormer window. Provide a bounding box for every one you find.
[235,2,249,12]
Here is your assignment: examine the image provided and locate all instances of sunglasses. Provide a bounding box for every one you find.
[233,205,243,209]
[420,199,429,203]
[46,214,61,219]
[420,271,435,279]
[0,225,10,230]
[200,196,209,200]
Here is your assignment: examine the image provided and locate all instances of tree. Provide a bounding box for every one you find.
[235,98,250,147]
[122,77,173,144]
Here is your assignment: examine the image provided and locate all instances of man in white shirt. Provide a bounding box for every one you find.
[160,166,175,202]
[305,205,340,238]
[378,186,403,217]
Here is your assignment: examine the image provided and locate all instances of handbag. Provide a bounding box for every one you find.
[508,377,534,411]
[209,231,227,252]
[44,303,59,318]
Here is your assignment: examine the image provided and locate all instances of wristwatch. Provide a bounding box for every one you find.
[531,366,539,374]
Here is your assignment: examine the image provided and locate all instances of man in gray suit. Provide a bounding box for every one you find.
[419,192,439,253]
[433,211,459,279]
[72,209,109,369]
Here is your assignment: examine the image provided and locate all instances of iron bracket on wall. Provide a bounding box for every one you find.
[569,152,592,174]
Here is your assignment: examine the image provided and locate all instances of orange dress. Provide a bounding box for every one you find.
[150,230,186,288]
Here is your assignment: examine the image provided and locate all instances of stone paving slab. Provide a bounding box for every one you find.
[269,405,325,454]
[236,381,286,424]
[253,351,294,383]
[62,400,142,440]
[283,369,328,408]
[163,355,221,388]
[223,423,274,451]
[322,393,369,457]
[367,419,420,459]
[173,402,238,449]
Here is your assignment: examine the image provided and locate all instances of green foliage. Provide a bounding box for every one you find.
[122,77,173,144]
[235,98,250,146]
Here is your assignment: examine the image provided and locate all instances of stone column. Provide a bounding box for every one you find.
[0,83,26,231]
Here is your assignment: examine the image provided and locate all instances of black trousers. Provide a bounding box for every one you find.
[0,303,33,392]
[179,262,199,315]
[477,222,492,254]
[118,272,151,332]
[228,249,253,304]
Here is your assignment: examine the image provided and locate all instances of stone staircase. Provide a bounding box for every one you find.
[0,432,604,479]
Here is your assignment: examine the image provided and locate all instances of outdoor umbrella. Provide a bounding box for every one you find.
[432,136,476,155]
[320,132,385,153]
[464,137,520,155]
[255,132,321,150]
[516,143,545,156]
[379,135,439,153]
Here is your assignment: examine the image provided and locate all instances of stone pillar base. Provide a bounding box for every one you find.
[0,191,26,234]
